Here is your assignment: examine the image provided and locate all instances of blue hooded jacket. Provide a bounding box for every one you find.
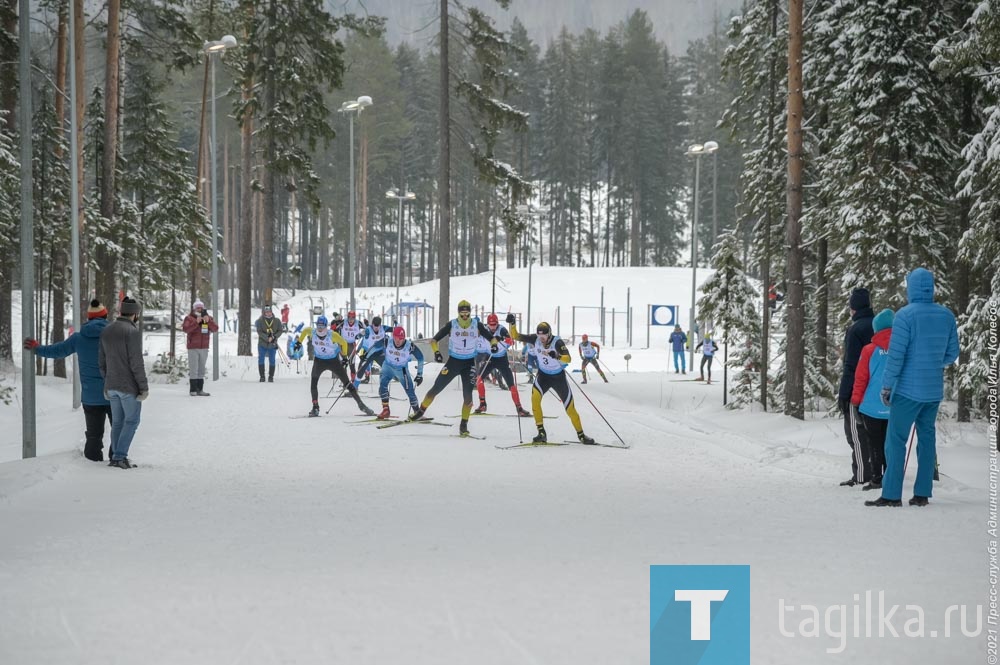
[880,268,959,403]
[34,318,110,406]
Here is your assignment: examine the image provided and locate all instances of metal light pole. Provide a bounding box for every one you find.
[339,96,373,312]
[204,35,237,382]
[386,186,415,319]
[20,0,35,458]
[685,141,718,371]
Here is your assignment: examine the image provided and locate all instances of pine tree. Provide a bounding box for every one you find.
[697,231,762,408]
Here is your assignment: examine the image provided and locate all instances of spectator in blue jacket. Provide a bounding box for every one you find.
[23,299,112,461]
[866,268,959,508]
[669,325,688,374]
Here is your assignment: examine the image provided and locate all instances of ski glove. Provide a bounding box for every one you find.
[505,313,516,325]
[414,375,423,386]
[880,388,892,407]
[23,338,39,350]
[341,356,350,368]
[434,351,444,363]
[490,341,499,353]
[546,349,559,359]
[137,391,149,402]
[293,341,302,352]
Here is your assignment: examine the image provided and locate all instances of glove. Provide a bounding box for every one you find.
[880,388,892,407]
[267,335,275,344]
[434,351,443,363]
[23,338,39,350]
[293,341,302,352]
[547,349,559,359]
[137,391,149,402]
[505,313,516,325]
[341,356,350,368]
[490,341,499,353]
[358,348,367,360]
[414,374,423,386]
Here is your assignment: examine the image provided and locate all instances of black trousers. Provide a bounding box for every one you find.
[83,404,113,461]
[844,404,871,483]
[310,357,365,409]
[859,413,888,483]
[424,355,476,408]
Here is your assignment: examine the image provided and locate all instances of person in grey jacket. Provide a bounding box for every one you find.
[99,297,149,469]
[255,305,284,382]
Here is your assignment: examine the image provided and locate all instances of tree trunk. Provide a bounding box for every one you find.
[816,236,829,379]
[760,0,779,412]
[437,0,451,327]
[956,81,974,422]
[784,0,805,420]
[96,0,122,309]
[260,0,277,304]
[73,0,86,311]
[237,11,255,355]
[51,2,69,378]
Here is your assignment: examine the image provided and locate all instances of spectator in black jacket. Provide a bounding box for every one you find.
[838,288,875,487]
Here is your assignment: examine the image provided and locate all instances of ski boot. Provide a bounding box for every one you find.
[409,406,426,421]
[577,431,596,445]
[601,374,608,383]
[475,401,488,414]
[358,402,375,417]
[376,403,391,420]
[459,420,470,437]
[309,403,320,418]
[515,405,531,417]
[532,426,547,443]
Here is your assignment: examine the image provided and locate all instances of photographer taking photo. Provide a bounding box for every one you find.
[182,299,219,396]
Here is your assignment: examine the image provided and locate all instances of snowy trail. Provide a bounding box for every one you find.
[0,362,986,664]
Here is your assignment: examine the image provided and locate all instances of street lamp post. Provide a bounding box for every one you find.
[685,141,718,371]
[338,96,373,312]
[204,34,237,382]
[386,186,416,321]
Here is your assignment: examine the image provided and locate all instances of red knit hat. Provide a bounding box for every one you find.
[87,299,108,320]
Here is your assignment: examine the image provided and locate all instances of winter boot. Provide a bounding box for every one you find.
[862,480,882,491]
[189,379,198,396]
[196,379,211,397]
[268,365,275,383]
[309,402,320,417]
[532,426,547,443]
[864,497,902,507]
[839,478,859,487]
[377,403,391,420]
[475,401,488,414]
[577,431,596,445]
[259,365,266,382]
[515,405,531,417]
[909,496,929,507]
[459,420,470,436]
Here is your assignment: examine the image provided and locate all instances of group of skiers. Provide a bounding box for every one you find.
[668,325,718,383]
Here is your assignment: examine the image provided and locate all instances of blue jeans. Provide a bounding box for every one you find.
[672,350,686,372]
[882,395,940,501]
[108,390,142,461]
[258,346,277,366]
[379,364,419,409]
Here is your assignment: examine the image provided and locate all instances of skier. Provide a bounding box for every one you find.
[375,326,425,419]
[694,334,718,384]
[255,305,284,382]
[474,313,532,416]
[353,315,388,386]
[506,314,596,445]
[331,311,344,333]
[410,300,499,437]
[298,315,374,417]
[669,324,688,374]
[340,311,363,378]
[578,334,607,384]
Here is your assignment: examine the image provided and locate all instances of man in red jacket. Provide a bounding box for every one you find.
[182,299,219,396]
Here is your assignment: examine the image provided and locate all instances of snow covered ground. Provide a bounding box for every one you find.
[0,267,990,663]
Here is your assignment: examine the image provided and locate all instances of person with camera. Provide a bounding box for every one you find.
[255,305,284,382]
[182,299,219,396]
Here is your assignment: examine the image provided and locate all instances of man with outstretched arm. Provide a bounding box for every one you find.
[506,314,595,445]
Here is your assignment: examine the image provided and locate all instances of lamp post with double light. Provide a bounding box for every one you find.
[685,140,718,371]
[385,186,416,319]
[338,96,373,312]
[204,34,237,381]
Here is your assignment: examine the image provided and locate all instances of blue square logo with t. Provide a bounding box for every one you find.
[650,565,750,665]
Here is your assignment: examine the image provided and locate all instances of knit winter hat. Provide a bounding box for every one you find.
[873,308,894,333]
[849,288,871,310]
[193,300,205,311]
[87,299,108,320]
[263,305,273,314]
[120,297,141,316]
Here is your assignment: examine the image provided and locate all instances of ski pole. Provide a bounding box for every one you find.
[565,371,627,447]
[325,385,349,414]
[512,360,524,444]
[598,357,616,377]
[327,347,360,397]
[276,344,291,369]
[901,423,917,478]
